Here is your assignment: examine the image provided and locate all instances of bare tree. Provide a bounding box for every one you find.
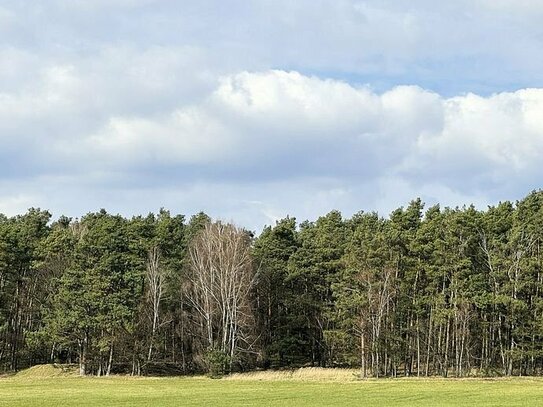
[146,246,164,362]
[187,221,255,371]
[364,267,395,378]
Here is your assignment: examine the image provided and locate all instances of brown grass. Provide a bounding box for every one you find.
[225,367,362,382]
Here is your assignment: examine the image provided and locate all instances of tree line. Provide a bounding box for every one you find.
[2,190,543,377]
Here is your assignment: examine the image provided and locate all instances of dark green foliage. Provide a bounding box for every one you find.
[253,217,298,367]
[0,208,51,371]
[285,211,347,367]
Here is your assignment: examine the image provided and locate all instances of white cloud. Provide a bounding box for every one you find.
[212,70,381,137]
[415,89,543,173]
[7,69,532,228]
[75,71,441,175]
[86,110,233,166]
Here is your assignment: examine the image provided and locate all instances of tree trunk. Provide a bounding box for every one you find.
[425,307,433,376]
[79,332,88,376]
[360,331,366,378]
[106,344,113,376]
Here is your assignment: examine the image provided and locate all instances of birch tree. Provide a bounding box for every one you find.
[146,246,164,362]
[187,221,255,373]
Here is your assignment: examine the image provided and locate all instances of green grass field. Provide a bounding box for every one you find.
[1,367,543,406]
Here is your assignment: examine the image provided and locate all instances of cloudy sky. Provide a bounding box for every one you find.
[2,0,543,229]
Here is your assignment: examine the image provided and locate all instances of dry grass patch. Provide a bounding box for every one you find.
[225,367,361,381]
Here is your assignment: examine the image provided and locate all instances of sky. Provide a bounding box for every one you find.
[2,0,543,230]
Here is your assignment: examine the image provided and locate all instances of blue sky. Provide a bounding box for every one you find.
[1,0,543,229]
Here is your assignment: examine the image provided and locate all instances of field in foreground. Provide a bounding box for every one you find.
[1,367,543,406]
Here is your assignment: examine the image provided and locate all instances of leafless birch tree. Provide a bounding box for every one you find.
[146,245,164,362]
[187,221,255,371]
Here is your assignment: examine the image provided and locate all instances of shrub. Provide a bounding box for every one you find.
[205,349,230,378]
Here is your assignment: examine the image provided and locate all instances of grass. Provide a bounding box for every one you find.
[1,366,543,406]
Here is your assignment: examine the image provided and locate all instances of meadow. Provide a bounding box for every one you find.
[0,366,542,406]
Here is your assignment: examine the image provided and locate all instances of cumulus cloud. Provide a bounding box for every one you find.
[420,90,543,168]
[3,66,542,228]
[81,70,542,182]
[78,71,442,179]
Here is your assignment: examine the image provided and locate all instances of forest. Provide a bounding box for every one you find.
[2,190,543,378]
